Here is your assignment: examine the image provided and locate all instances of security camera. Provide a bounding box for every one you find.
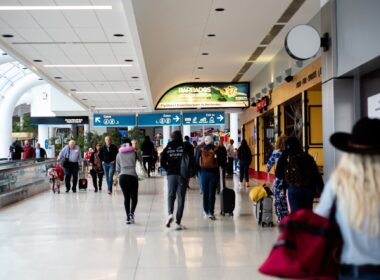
[284,75,293,83]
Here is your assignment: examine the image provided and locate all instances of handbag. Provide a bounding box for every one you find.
[61,148,71,169]
[259,199,342,279]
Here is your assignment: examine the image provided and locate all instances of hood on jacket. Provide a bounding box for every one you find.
[119,145,135,153]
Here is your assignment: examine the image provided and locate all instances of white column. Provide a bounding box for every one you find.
[38,125,49,148]
[230,112,239,144]
[182,125,191,138]
[0,74,45,158]
[163,126,171,147]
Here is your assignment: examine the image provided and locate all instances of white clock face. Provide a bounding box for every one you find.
[285,25,320,60]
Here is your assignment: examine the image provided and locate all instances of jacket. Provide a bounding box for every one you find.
[141,140,155,157]
[160,140,192,175]
[116,145,137,178]
[22,145,35,159]
[99,144,118,163]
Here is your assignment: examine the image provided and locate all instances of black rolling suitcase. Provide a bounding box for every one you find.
[78,171,88,190]
[220,167,235,216]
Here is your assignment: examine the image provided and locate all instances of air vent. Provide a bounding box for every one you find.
[277,0,306,23]
[248,47,266,62]
[260,24,285,45]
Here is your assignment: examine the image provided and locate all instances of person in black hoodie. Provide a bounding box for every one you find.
[141,136,155,177]
[160,131,194,230]
[99,135,119,194]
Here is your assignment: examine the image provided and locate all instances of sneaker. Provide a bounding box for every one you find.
[65,190,69,193]
[108,191,112,195]
[175,223,185,230]
[208,214,216,221]
[129,213,135,224]
[203,212,208,218]
[126,218,131,225]
[166,214,173,228]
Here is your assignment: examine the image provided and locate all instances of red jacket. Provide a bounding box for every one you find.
[22,145,35,159]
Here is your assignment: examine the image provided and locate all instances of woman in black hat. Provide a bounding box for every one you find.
[315,117,380,279]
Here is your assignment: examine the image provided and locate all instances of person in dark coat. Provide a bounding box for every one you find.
[99,135,118,194]
[237,139,252,191]
[141,136,155,177]
[9,141,23,160]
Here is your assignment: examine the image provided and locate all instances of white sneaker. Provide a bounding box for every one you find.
[166,214,173,228]
[129,213,135,224]
[175,223,185,230]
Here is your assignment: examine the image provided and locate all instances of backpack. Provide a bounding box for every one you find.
[180,152,196,179]
[199,148,218,169]
[285,153,313,187]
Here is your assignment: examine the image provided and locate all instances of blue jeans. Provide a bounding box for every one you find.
[287,185,315,213]
[102,162,115,192]
[200,170,218,215]
[167,175,187,224]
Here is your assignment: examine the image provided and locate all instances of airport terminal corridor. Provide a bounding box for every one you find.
[0,176,277,280]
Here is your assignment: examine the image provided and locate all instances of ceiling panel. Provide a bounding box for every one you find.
[13,28,52,42]
[63,11,101,28]
[44,28,80,42]
[73,27,108,42]
[0,12,39,28]
[59,44,93,63]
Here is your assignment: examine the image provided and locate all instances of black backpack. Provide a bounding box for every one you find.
[180,152,196,179]
[285,153,313,187]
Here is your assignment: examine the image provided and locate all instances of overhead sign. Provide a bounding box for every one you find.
[138,113,181,127]
[182,112,224,126]
[93,114,136,127]
[30,116,89,125]
[155,82,250,110]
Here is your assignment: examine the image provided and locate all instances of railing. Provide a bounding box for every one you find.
[0,159,58,208]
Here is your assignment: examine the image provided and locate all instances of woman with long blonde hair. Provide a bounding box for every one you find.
[315,117,380,279]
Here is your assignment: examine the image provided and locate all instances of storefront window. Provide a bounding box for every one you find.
[285,97,303,141]
[263,110,275,164]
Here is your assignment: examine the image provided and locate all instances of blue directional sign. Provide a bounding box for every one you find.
[138,113,181,127]
[182,112,224,126]
[93,114,136,127]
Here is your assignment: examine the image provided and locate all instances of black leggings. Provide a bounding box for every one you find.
[119,175,139,216]
[143,156,152,176]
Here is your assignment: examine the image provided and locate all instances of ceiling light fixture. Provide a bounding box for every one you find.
[54,76,62,79]
[113,34,124,37]
[2,34,14,38]
[124,59,133,62]
[43,64,132,68]
[33,59,43,62]
[131,76,139,79]
[215,8,225,12]
[76,91,138,94]
[202,53,209,55]
[195,77,200,80]
[207,34,216,37]
[0,6,112,11]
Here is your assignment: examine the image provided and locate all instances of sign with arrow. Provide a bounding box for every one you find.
[93,114,136,127]
[138,113,181,127]
[182,112,224,126]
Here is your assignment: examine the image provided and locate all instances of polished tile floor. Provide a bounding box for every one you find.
[0,175,278,280]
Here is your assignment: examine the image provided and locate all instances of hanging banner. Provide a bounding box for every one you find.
[155,82,250,110]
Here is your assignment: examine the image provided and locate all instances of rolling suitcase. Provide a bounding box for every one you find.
[254,197,274,227]
[78,171,88,190]
[220,167,235,216]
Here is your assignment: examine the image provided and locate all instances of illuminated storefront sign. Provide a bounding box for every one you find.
[155,82,250,109]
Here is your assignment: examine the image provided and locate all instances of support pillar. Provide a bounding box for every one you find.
[163,126,171,147]
[230,113,239,144]
[0,74,44,158]
[182,125,191,139]
[38,125,49,148]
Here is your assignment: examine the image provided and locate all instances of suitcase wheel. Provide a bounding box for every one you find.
[262,223,266,227]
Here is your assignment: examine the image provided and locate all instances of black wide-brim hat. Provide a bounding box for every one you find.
[330,117,380,154]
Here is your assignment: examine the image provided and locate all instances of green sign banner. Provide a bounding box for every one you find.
[155,82,250,110]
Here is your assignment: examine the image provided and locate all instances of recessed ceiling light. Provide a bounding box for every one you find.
[207,34,216,37]
[124,59,133,62]
[38,78,43,80]
[131,76,139,79]
[198,67,204,69]
[195,77,200,80]
[70,89,76,91]
[33,59,43,62]
[2,34,14,38]
[138,98,144,101]
[76,91,136,94]
[82,98,88,101]
[90,106,96,108]
[43,64,132,68]
[0,6,112,11]
[202,53,209,56]
[2,53,7,55]
[135,89,141,91]
[113,34,124,37]
[54,76,62,79]
[215,8,225,12]
[22,67,27,70]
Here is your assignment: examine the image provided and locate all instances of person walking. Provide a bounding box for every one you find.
[9,141,23,160]
[275,136,323,212]
[22,140,35,159]
[315,117,380,280]
[217,141,227,193]
[266,135,288,223]
[195,135,221,220]
[237,139,252,191]
[141,136,155,177]
[160,131,194,230]
[226,139,235,176]
[116,138,139,225]
[58,140,82,193]
[35,143,47,161]
[84,147,93,175]
[183,135,195,189]
[99,136,118,195]
[89,143,103,192]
